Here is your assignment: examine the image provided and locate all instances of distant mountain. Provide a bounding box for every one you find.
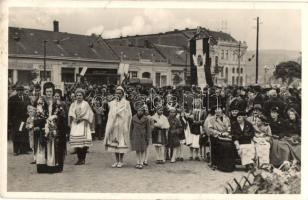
[245,49,301,85]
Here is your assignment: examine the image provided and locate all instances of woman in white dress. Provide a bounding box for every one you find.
[69,88,94,165]
[103,86,132,168]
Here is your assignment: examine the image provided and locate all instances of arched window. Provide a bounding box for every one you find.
[142,72,151,79]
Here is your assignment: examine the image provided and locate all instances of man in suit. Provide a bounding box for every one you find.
[8,85,31,155]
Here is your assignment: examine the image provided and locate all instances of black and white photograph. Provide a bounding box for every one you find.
[0,0,306,199]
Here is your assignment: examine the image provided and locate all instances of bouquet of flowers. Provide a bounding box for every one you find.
[44,115,58,140]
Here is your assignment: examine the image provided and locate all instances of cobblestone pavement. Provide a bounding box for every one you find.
[7,141,245,193]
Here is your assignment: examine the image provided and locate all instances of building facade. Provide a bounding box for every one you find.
[9,23,248,88]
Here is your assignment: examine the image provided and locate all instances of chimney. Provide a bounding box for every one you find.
[53,20,59,32]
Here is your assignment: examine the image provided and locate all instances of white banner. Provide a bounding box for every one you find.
[194,39,207,89]
[80,66,88,76]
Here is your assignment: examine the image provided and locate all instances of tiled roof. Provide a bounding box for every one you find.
[9,27,119,61]
[109,44,166,62]
[106,27,237,48]
[181,28,237,42]
[152,44,190,66]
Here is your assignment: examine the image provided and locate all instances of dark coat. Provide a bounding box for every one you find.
[188,109,207,135]
[167,116,183,148]
[268,118,287,138]
[8,94,31,141]
[130,114,151,152]
[231,120,255,144]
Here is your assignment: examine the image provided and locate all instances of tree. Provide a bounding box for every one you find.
[273,61,301,85]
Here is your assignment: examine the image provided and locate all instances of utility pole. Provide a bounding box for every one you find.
[256,17,260,84]
[237,41,241,86]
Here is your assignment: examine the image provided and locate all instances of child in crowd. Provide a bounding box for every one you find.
[143,105,153,166]
[167,107,183,163]
[130,105,151,169]
[26,105,37,164]
[151,106,170,164]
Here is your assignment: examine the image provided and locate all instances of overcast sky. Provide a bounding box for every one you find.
[9,7,301,51]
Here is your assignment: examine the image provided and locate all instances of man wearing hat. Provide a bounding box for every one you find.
[8,85,31,155]
[263,89,286,119]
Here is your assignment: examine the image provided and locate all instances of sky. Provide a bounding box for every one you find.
[9,7,301,51]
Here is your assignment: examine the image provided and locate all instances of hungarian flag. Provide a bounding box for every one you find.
[190,37,214,87]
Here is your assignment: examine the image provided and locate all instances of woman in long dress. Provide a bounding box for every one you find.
[231,111,255,170]
[103,86,132,168]
[33,82,66,173]
[69,88,94,165]
[252,114,272,167]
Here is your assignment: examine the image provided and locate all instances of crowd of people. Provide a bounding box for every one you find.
[8,79,301,173]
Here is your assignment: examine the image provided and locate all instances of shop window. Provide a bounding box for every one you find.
[61,68,75,83]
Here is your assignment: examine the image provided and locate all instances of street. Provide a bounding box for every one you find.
[7,141,245,193]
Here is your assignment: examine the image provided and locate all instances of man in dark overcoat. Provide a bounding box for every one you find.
[8,85,31,155]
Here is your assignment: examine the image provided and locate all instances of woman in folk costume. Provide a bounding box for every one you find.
[207,105,232,171]
[167,107,183,163]
[104,86,132,168]
[187,98,207,161]
[252,114,272,167]
[69,88,94,165]
[130,103,151,169]
[151,105,170,164]
[231,111,255,171]
[34,82,67,173]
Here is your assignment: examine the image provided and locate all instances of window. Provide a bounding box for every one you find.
[8,69,13,81]
[61,68,75,83]
[129,71,138,78]
[225,67,228,83]
[236,77,239,85]
[221,67,224,77]
[232,76,235,85]
[142,72,151,79]
[226,50,229,60]
[40,71,51,81]
[237,68,239,73]
[232,68,235,73]
[221,50,224,60]
[240,76,243,86]
[240,68,243,74]
[156,72,161,87]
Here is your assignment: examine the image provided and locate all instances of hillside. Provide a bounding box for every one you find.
[245,49,301,85]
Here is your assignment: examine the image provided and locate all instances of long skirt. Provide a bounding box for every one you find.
[239,143,255,165]
[36,138,65,173]
[216,138,236,172]
[255,142,271,166]
[70,121,92,148]
[270,138,301,167]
